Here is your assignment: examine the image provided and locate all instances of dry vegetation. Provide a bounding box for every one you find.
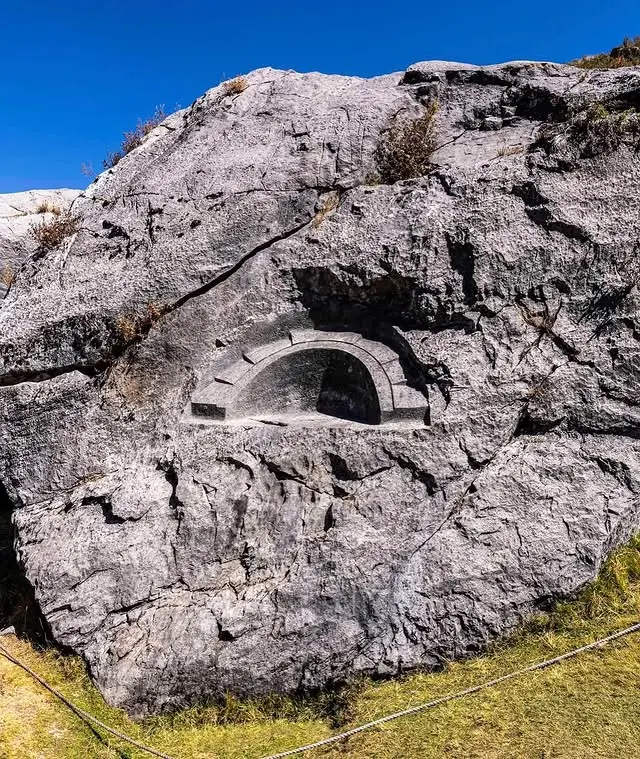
[223,76,248,95]
[115,303,170,344]
[374,101,439,183]
[29,211,81,252]
[0,266,15,288]
[497,143,526,157]
[35,200,61,215]
[1,536,639,758]
[534,101,640,159]
[103,106,166,169]
[573,36,640,69]
[312,192,340,227]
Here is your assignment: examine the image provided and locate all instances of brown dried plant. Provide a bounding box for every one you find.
[0,266,15,288]
[115,302,170,344]
[312,193,340,227]
[103,106,166,169]
[35,200,61,215]
[223,76,248,96]
[375,101,439,183]
[29,211,81,252]
[573,36,640,69]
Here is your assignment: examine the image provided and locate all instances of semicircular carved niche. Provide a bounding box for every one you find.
[189,330,428,426]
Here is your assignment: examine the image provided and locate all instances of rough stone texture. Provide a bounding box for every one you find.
[0,189,81,295]
[2,63,640,715]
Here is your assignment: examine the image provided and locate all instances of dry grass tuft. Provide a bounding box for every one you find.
[497,143,526,157]
[103,106,166,169]
[35,201,61,215]
[223,76,248,96]
[312,192,340,227]
[375,101,439,183]
[0,265,15,288]
[114,314,141,343]
[115,302,170,345]
[573,36,640,69]
[29,211,81,252]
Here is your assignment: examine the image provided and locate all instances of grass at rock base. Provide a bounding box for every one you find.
[1,537,639,758]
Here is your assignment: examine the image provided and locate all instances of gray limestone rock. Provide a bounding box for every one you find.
[1,62,640,715]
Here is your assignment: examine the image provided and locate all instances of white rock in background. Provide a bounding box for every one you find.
[0,188,81,294]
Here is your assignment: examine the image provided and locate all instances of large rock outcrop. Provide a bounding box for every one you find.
[1,62,640,715]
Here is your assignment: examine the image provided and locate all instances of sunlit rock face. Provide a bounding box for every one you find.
[2,61,640,715]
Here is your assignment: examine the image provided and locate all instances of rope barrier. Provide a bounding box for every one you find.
[0,641,175,759]
[1,620,639,759]
[258,621,640,759]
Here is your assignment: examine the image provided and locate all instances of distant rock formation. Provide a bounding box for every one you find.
[0,189,80,295]
[1,61,640,715]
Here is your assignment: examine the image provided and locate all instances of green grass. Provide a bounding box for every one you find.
[1,537,640,758]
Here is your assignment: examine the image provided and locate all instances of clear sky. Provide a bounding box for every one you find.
[1,0,639,193]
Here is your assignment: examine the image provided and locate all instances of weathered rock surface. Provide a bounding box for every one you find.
[2,62,640,715]
[0,189,80,295]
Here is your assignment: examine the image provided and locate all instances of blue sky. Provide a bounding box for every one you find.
[1,0,639,193]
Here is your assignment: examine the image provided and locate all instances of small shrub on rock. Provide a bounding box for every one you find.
[533,101,640,159]
[312,192,340,227]
[375,101,439,183]
[115,302,170,345]
[103,106,166,169]
[0,266,14,288]
[29,211,81,252]
[573,36,640,69]
[223,76,248,96]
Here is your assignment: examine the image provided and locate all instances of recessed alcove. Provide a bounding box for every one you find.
[233,348,381,424]
[188,330,428,426]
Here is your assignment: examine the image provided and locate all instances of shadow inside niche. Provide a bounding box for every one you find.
[0,481,50,642]
[293,263,472,379]
[291,265,476,334]
[316,352,381,424]
[290,266,455,420]
[232,347,382,425]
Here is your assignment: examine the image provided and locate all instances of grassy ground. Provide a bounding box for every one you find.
[1,537,640,759]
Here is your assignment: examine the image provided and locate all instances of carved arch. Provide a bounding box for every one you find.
[190,331,427,425]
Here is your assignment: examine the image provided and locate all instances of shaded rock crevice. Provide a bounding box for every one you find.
[511,181,591,241]
[0,481,49,640]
